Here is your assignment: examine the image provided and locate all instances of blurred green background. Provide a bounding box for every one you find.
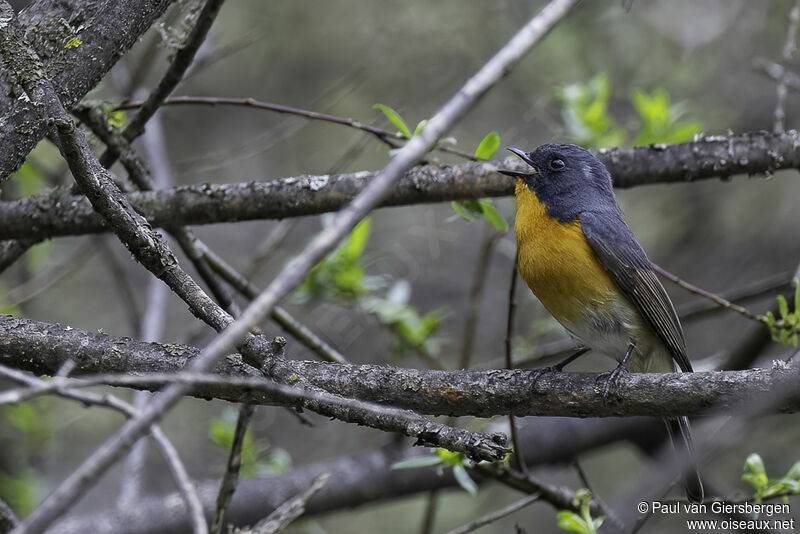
[2,0,800,532]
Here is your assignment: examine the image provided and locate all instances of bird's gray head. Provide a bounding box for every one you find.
[500,143,616,222]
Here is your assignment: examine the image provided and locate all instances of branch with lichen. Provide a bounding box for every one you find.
[2,314,799,419]
[0,130,797,241]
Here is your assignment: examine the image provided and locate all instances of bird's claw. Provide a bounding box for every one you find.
[597,362,627,401]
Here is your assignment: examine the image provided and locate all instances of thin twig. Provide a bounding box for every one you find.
[505,251,528,474]
[473,462,600,516]
[104,0,227,156]
[6,130,800,241]
[4,2,581,529]
[211,404,256,534]
[774,0,800,132]
[676,270,793,321]
[652,263,763,322]
[243,473,330,534]
[572,461,623,532]
[0,364,207,534]
[78,103,347,365]
[442,493,541,534]
[196,241,348,364]
[119,103,173,506]
[0,370,509,461]
[459,227,501,369]
[243,219,295,279]
[419,489,439,534]
[1,242,94,307]
[115,95,478,161]
[92,236,143,334]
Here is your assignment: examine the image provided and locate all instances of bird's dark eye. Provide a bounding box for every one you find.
[549,158,565,170]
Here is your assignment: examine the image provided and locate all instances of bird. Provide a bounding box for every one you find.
[500,143,704,503]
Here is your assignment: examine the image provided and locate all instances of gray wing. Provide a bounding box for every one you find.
[579,210,692,373]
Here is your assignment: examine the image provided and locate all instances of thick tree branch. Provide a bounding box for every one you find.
[0,4,274,532]
[48,417,664,534]
[0,0,174,181]
[3,0,582,525]
[1,130,798,241]
[2,315,798,418]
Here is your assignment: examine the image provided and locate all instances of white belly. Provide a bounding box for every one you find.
[557,295,676,374]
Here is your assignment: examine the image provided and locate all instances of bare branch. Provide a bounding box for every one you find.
[196,240,349,364]
[442,494,540,534]
[0,4,269,531]
[653,263,762,322]
[107,0,227,151]
[1,130,799,241]
[242,474,329,534]
[773,0,800,132]
[0,0,174,181]
[0,364,207,534]
[2,315,799,418]
[50,417,655,534]
[114,95,477,160]
[0,369,509,462]
[211,404,256,534]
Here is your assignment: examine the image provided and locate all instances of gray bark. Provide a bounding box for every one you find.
[48,417,665,534]
[0,0,175,181]
[2,314,797,418]
[0,131,797,240]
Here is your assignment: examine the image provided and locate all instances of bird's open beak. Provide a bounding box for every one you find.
[498,147,537,179]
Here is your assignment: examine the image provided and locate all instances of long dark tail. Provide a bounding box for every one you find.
[664,416,704,503]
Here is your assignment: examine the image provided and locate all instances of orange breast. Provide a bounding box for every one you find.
[514,180,618,324]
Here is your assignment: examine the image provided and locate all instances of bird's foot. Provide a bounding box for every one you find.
[597,342,636,401]
[597,362,627,400]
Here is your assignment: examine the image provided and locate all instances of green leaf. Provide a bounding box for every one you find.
[436,448,466,466]
[208,418,235,449]
[450,200,483,221]
[786,462,800,482]
[64,36,83,49]
[452,465,478,496]
[764,478,800,498]
[414,120,428,136]
[778,295,789,318]
[391,456,444,470]
[555,73,625,149]
[342,218,371,259]
[373,103,411,138]
[295,217,374,302]
[632,88,702,146]
[0,469,41,516]
[744,453,766,477]
[743,453,768,494]
[557,511,591,534]
[479,198,508,231]
[474,131,501,160]
[794,279,800,317]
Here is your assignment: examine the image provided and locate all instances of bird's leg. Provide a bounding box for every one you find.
[552,346,590,372]
[531,347,589,384]
[597,342,636,400]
